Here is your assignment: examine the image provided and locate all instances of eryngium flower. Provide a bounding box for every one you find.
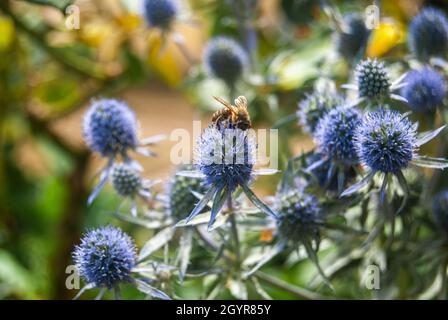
[342,108,448,207]
[335,13,370,62]
[73,226,136,289]
[355,58,390,98]
[355,109,416,174]
[401,67,447,113]
[83,99,138,157]
[314,106,361,165]
[297,92,344,134]
[111,163,142,197]
[408,7,448,61]
[143,0,179,29]
[168,165,207,221]
[203,37,249,86]
[433,190,448,234]
[275,190,321,243]
[194,124,256,191]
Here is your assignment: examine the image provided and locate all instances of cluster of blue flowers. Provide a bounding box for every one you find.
[71,3,448,300]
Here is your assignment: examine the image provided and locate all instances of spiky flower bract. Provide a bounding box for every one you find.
[143,0,179,30]
[297,92,344,134]
[314,106,361,165]
[401,67,447,113]
[73,226,136,290]
[168,164,207,221]
[111,163,142,197]
[355,109,416,174]
[408,7,448,61]
[335,13,370,62]
[275,190,321,243]
[355,58,391,99]
[194,124,256,192]
[203,37,249,86]
[433,190,448,234]
[83,99,138,158]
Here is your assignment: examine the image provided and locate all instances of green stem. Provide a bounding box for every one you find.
[228,197,241,268]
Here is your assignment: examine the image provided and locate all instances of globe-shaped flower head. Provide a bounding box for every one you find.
[432,190,448,234]
[314,106,361,165]
[297,92,344,134]
[335,13,370,62]
[355,58,391,99]
[408,7,448,61]
[167,164,207,221]
[401,67,447,113]
[73,226,136,290]
[143,0,179,30]
[195,124,256,192]
[355,109,416,174]
[83,99,138,158]
[203,37,249,87]
[111,163,143,197]
[275,190,321,244]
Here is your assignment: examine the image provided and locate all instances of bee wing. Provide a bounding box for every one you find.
[234,96,248,110]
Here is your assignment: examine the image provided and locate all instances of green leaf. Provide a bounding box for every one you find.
[138,227,175,262]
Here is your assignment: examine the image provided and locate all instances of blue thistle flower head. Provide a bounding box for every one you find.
[335,13,370,62]
[143,0,179,29]
[73,226,137,289]
[401,67,447,113]
[194,124,256,192]
[355,58,391,99]
[275,190,321,243]
[297,92,344,134]
[168,164,207,221]
[203,37,249,86]
[314,106,361,165]
[408,7,448,61]
[355,109,417,174]
[111,163,142,198]
[83,99,138,158]
[433,190,448,234]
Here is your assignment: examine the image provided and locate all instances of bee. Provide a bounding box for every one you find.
[211,95,252,130]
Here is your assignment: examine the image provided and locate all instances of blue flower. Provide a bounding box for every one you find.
[297,92,344,134]
[111,163,143,197]
[73,226,136,290]
[433,190,448,234]
[342,108,448,212]
[143,0,179,29]
[401,67,447,113]
[83,99,138,158]
[335,13,370,62]
[203,37,249,86]
[275,190,321,243]
[355,109,416,174]
[408,7,448,61]
[314,106,361,165]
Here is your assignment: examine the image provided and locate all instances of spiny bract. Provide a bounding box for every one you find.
[408,7,448,61]
[194,124,256,191]
[401,67,447,113]
[143,0,179,29]
[355,109,417,174]
[203,37,249,86]
[355,58,391,99]
[275,190,321,243]
[83,99,138,157]
[314,106,361,165]
[111,163,142,197]
[73,226,136,289]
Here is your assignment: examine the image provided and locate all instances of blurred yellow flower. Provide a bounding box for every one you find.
[367,19,405,57]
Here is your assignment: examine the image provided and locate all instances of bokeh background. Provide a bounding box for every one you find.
[0,0,447,299]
